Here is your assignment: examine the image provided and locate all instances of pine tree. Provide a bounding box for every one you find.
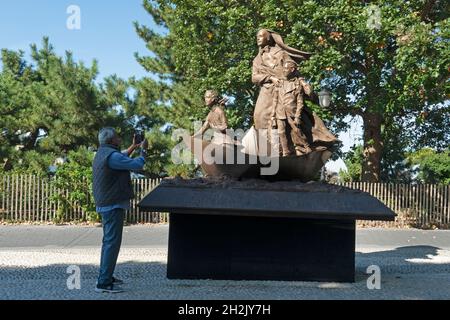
[0,38,132,174]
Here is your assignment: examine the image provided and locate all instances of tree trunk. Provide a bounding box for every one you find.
[362,113,383,182]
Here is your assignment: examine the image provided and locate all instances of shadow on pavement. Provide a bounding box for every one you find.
[0,261,167,282]
[355,245,450,281]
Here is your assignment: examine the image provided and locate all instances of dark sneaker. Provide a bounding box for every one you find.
[96,277,124,286]
[95,284,125,294]
[112,277,124,285]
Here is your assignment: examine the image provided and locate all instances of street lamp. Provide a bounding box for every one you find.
[318,89,331,108]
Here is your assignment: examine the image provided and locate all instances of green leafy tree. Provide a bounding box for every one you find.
[339,145,363,182]
[408,148,450,184]
[341,145,450,184]
[135,0,449,181]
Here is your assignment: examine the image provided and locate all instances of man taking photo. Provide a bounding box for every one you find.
[92,127,148,293]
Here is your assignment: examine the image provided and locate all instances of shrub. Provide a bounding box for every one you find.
[51,147,99,223]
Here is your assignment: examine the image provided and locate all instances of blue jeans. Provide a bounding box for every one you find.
[97,208,125,287]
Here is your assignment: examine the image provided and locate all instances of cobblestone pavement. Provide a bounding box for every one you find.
[0,225,449,300]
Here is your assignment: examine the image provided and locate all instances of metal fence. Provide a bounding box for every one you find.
[1,175,449,228]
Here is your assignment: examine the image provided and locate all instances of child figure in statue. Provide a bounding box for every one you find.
[271,60,313,156]
[195,90,234,145]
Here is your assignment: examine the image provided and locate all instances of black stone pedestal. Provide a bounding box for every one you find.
[168,213,355,282]
[138,179,395,283]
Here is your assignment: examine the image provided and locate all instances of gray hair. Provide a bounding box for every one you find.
[98,127,116,145]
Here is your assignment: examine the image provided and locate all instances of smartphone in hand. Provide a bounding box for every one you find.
[134,131,144,145]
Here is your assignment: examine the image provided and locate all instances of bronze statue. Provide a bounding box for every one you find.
[194,90,234,145]
[252,29,311,130]
[252,29,337,156]
[271,60,313,156]
[188,31,338,180]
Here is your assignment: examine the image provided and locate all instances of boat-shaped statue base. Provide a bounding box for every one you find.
[187,136,333,181]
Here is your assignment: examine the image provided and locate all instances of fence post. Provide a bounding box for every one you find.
[1,175,5,221]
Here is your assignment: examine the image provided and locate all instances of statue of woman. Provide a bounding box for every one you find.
[251,29,337,155]
[252,29,311,130]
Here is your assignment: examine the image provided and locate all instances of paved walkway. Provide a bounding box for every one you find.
[0,225,449,300]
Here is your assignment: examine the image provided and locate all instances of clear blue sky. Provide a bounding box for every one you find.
[0,0,158,80]
[0,0,358,172]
